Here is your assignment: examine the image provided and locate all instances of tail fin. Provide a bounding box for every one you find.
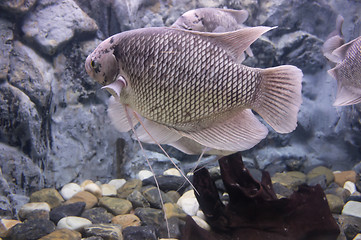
[253,65,303,133]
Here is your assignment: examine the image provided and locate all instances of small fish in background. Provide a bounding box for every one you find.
[323,15,345,66]
[85,26,302,156]
[171,7,253,62]
[323,15,361,106]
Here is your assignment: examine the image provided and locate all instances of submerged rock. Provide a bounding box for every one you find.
[22,0,98,55]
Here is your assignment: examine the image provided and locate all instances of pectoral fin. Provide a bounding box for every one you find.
[107,97,138,132]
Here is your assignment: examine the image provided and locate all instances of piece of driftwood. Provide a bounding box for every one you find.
[182,152,340,240]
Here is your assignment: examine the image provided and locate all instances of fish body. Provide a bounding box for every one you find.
[323,15,361,106]
[172,8,253,61]
[171,8,249,33]
[86,26,302,155]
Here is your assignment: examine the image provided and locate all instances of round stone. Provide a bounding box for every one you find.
[334,170,357,187]
[177,190,199,216]
[60,183,82,200]
[111,214,141,228]
[271,171,306,190]
[117,179,142,199]
[326,194,344,214]
[307,166,334,185]
[81,207,114,224]
[99,197,133,215]
[191,216,211,231]
[344,181,357,194]
[80,180,95,189]
[84,183,102,199]
[342,201,361,218]
[138,170,154,181]
[18,202,51,220]
[30,189,64,209]
[65,191,98,210]
[57,216,92,231]
[38,229,81,240]
[0,219,22,238]
[83,224,122,239]
[163,168,181,177]
[101,184,117,197]
[108,179,126,190]
[164,203,186,219]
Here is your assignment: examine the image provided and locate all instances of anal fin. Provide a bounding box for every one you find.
[134,119,182,144]
[334,83,361,106]
[181,109,268,152]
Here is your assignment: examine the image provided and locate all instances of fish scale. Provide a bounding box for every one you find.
[117,30,257,126]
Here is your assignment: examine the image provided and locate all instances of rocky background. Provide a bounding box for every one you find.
[0,0,361,217]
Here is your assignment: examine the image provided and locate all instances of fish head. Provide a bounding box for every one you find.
[85,41,119,87]
[173,9,204,31]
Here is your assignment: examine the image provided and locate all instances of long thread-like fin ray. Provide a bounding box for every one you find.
[123,106,170,238]
[132,114,199,196]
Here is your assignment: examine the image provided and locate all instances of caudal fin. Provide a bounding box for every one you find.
[253,65,303,133]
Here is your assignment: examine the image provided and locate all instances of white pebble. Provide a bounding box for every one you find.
[60,183,82,200]
[101,184,117,197]
[108,179,126,190]
[344,181,357,194]
[18,202,51,219]
[163,168,181,177]
[80,179,94,189]
[84,182,102,198]
[177,190,199,216]
[57,216,92,231]
[353,233,361,240]
[196,210,206,220]
[138,170,154,180]
[342,201,361,218]
[192,216,211,231]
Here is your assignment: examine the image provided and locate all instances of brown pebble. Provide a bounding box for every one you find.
[65,191,98,209]
[334,171,357,187]
[0,219,22,238]
[111,214,141,228]
[38,228,81,240]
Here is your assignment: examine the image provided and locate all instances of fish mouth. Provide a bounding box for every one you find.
[85,55,93,77]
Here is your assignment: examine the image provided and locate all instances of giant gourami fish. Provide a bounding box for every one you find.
[323,15,361,106]
[85,26,303,155]
[171,7,254,62]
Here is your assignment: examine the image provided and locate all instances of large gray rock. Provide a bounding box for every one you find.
[0,0,37,15]
[9,41,53,109]
[22,0,98,55]
[276,31,326,74]
[0,143,44,195]
[46,39,131,188]
[0,18,13,81]
[0,82,47,159]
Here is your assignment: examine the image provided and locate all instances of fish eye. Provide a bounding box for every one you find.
[90,60,96,68]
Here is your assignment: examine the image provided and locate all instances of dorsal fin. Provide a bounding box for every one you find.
[177,26,275,62]
[219,9,249,24]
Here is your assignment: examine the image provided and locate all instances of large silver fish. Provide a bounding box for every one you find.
[323,15,361,106]
[85,26,302,155]
[172,7,253,62]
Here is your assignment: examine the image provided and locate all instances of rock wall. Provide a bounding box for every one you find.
[0,0,360,216]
